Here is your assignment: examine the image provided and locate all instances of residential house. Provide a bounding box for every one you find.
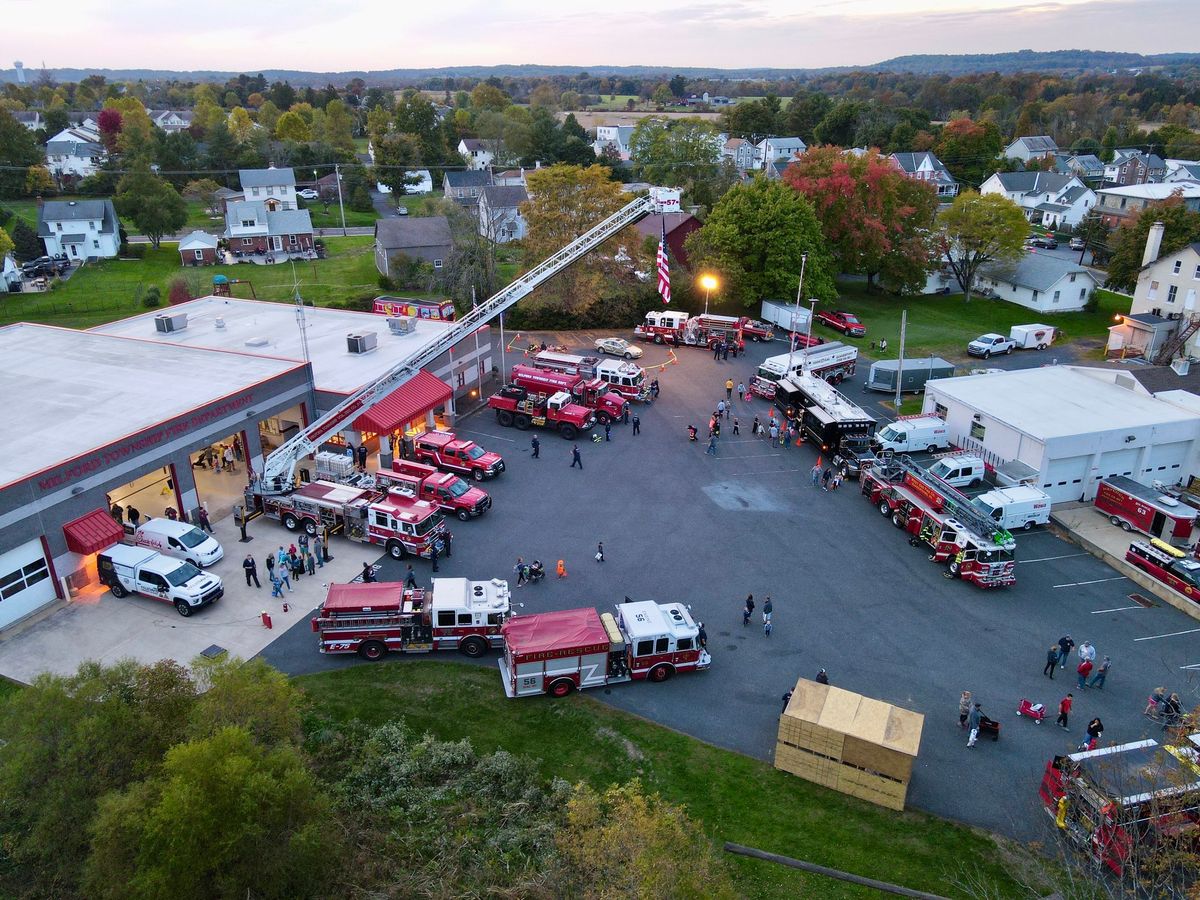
[148,110,193,133]
[1104,149,1167,186]
[45,123,104,179]
[493,168,530,187]
[36,198,120,260]
[402,169,433,194]
[592,125,635,160]
[12,110,42,131]
[890,151,959,197]
[755,136,806,170]
[1110,223,1200,359]
[374,216,453,276]
[223,200,314,256]
[634,213,702,269]
[1165,160,1200,183]
[178,231,219,266]
[443,170,490,206]
[1053,153,1105,182]
[979,171,1095,229]
[975,252,1099,313]
[722,137,754,171]
[458,138,496,170]
[1095,183,1200,227]
[1004,135,1059,163]
[315,171,343,198]
[237,166,297,211]
[478,185,529,244]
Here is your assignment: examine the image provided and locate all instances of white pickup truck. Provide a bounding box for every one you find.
[97,544,224,617]
[966,333,1016,358]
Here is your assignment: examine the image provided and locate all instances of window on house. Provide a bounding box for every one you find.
[935,403,948,419]
[1080,288,1087,300]
[1174,261,1182,274]
[93,240,99,249]
[242,238,253,246]
[969,421,986,441]
[1120,198,1127,208]
[1168,285,1179,304]
[88,221,95,230]
[1194,265,1200,280]
[1053,291,1060,303]
[251,187,259,196]
[1150,280,1160,299]
[1032,290,1039,301]
[288,234,297,247]
[241,219,255,228]
[1069,273,1076,282]
[55,222,61,231]
[194,249,203,260]
[433,259,443,269]
[267,187,274,195]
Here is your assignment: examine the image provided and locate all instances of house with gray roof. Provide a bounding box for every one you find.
[478,185,529,243]
[37,198,120,260]
[976,251,1099,312]
[458,138,497,170]
[147,109,194,133]
[1166,161,1200,184]
[1104,149,1167,187]
[12,110,42,131]
[592,125,635,160]
[374,216,453,276]
[979,170,1096,228]
[443,169,490,205]
[1004,135,1059,163]
[1053,153,1105,182]
[223,199,313,258]
[45,124,104,179]
[237,166,297,210]
[889,151,958,197]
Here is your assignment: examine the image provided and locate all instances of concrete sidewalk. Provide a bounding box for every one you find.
[0,514,361,684]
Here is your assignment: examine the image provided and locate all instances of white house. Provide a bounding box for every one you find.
[890,151,959,197]
[12,110,42,131]
[592,125,634,160]
[979,171,1095,229]
[1004,135,1059,163]
[755,136,806,169]
[1110,223,1200,360]
[403,169,433,194]
[148,109,193,133]
[1165,160,1200,184]
[922,366,1200,503]
[975,251,1099,312]
[237,166,297,211]
[36,198,120,260]
[45,124,104,179]
[458,138,496,170]
[478,185,528,244]
[722,137,755,171]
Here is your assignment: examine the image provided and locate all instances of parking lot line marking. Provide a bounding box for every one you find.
[1053,576,1128,588]
[727,466,807,476]
[1180,663,1200,670]
[1020,552,1090,563]
[1090,605,1144,614]
[1135,627,1200,642]
[457,429,517,442]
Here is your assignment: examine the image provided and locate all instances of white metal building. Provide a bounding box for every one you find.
[922,366,1200,503]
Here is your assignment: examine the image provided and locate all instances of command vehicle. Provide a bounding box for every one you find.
[862,455,1017,588]
[510,363,627,424]
[256,480,445,560]
[97,544,224,617]
[1039,733,1200,876]
[872,415,951,454]
[312,577,511,660]
[132,518,224,567]
[531,350,649,401]
[498,600,710,698]
[488,386,596,439]
[967,333,1016,358]
[815,310,866,336]
[1095,475,1197,544]
[927,454,987,488]
[1125,538,1200,605]
[756,342,858,385]
[970,485,1052,531]
[413,430,505,481]
[375,459,491,521]
[774,372,876,454]
[1009,323,1056,350]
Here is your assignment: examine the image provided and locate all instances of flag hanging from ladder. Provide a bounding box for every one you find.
[656,221,671,304]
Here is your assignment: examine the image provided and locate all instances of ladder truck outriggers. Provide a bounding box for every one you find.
[244,188,684,523]
[861,454,1017,588]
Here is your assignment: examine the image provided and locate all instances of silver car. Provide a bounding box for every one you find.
[594,337,643,360]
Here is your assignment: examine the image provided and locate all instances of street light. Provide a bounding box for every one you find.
[786,253,808,378]
[699,274,718,315]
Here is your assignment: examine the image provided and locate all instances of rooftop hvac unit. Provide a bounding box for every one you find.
[1172,357,1191,376]
[214,316,226,329]
[347,331,378,354]
[387,315,416,334]
[154,312,188,333]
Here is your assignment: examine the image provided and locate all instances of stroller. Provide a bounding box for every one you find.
[526,560,545,584]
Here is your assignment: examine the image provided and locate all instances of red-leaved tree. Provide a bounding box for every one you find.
[97,108,123,154]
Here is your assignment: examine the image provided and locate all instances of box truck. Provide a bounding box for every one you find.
[865,357,955,393]
[970,485,1052,531]
[760,299,811,335]
[872,415,951,454]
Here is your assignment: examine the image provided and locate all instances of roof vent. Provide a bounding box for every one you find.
[347,332,378,354]
[214,316,226,330]
[154,312,188,333]
[1172,357,1190,376]
[244,336,269,347]
[68,201,77,206]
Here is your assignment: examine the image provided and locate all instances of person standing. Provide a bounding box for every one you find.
[821,467,833,491]
[405,565,417,589]
[967,703,982,748]
[752,416,761,439]
[723,343,730,361]
[243,554,261,589]
[958,690,972,728]
[1076,657,1093,690]
[224,444,236,473]
[1057,634,1075,668]
[737,381,745,401]
[514,557,527,587]
[697,622,707,650]
[706,434,718,456]
[265,553,275,581]
[816,668,829,685]
[1082,717,1104,750]
[725,378,734,400]
[531,435,540,458]
[444,530,452,558]
[127,506,141,528]
[811,462,822,487]
[742,594,755,627]
[556,559,567,579]
[769,423,779,445]
[1078,640,1095,664]
[763,597,774,636]
[604,422,611,442]
[1056,693,1073,730]
[1089,656,1111,689]
[717,399,726,420]
[270,572,283,599]
[277,564,292,593]
[732,418,740,436]
[357,444,369,472]
[631,413,640,436]
[110,502,123,523]
[430,542,440,573]
[305,550,315,576]
[313,533,325,567]
[361,562,375,583]
[197,506,213,534]
[622,405,630,425]
[781,690,793,715]
[571,445,583,469]
[650,378,660,400]
[1043,644,1059,678]
[596,541,605,563]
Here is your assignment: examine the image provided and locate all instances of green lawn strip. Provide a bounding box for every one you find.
[296,661,1032,899]
[302,204,378,229]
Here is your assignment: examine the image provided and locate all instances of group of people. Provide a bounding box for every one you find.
[741,594,775,636]
[344,442,370,473]
[711,339,740,361]
[1042,635,1111,690]
[263,540,320,597]
[1145,687,1189,730]
[194,440,241,473]
[811,462,845,492]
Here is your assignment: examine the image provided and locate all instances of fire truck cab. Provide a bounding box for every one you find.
[531,351,649,402]
[634,309,689,344]
[510,363,627,424]
[375,459,492,522]
[413,430,505,481]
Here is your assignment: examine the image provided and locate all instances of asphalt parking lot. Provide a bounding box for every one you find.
[260,332,1200,841]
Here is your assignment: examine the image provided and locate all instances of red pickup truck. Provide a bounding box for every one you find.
[375,460,492,521]
[413,431,505,481]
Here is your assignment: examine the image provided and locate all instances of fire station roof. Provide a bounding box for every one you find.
[502,607,609,655]
[0,323,304,488]
[91,296,457,395]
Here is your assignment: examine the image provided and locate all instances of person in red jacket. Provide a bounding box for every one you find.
[1077,658,1093,690]
[1056,693,1073,730]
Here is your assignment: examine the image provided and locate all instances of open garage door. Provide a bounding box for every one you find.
[1144,441,1190,481]
[1041,455,1089,503]
[0,539,56,629]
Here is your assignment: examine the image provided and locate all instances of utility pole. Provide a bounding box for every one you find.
[333,162,347,237]
[894,309,907,412]
[786,252,807,378]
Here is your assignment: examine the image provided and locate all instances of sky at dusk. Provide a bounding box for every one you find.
[2,0,1198,72]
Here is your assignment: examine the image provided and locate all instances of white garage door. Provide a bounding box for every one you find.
[0,539,57,629]
[1041,455,1089,503]
[1096,447,1140,482]
[1144,441,1190,480]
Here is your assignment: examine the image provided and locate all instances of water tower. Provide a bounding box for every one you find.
[13,61,25,84]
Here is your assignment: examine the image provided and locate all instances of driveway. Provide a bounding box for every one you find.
[259,333,1200,841]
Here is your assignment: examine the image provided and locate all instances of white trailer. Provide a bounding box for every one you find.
[761,300,811,335]
[756,342,858,384]
[970,485,1052,531]
[1009,324,1056,350]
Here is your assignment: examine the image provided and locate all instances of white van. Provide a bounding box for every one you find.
[970,485,1051,531]
[873,416,951,454]
[927,455,987,488]
[133,518,224,567]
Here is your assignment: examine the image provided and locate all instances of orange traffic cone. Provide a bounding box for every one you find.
[815,455,823,468]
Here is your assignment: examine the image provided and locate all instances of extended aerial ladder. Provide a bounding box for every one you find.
[252,188,682,495]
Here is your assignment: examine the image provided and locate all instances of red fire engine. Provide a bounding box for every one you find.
[499,600,711,698]
[861,456,1017,588]
[633,311,745,350]
[510,363,627,424]
[312,577,511,660]
[531,350,649,402]
[487,386,596,439]
[374,459,491,521]
[257,479,445,560]
[1125,538,1200,606]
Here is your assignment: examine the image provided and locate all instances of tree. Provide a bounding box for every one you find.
[685,178,837,308]
[937,191,1029,301]
[813,100,864,147]
[25,164,55,196]
[255,99,281,135]
[669,74,688,98]
[529,81,559,110]
[470,82,509,112]
[10,218,40,260]
[115,168,188,248]
[97,107,123,153]
[783,91,832,144]
[204,121,238,173]
[323,98,355,153]
[784,146,939,293]
[721,96,781,139]
[651,84,673,107]
[0,225,13,260]
[562,113,588,143]
[191,97,225,137]
[182,177,223,213]
[227,106,255,143]
[1106,195,1200,292]
[629,117,729,210]
[560,90,581,111]
[275,110,311,142]
[0,110,44,197]
[393,91,447,164]
[1100,125,1119,163]
[934,117,1003,186]
[372,133,422,195]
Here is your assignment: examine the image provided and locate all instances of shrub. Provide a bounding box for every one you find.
[142,286,161,308]
[349,186,374,213]
[168,277,191,305]
[377,273,395,291]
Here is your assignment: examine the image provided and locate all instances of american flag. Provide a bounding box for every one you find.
[656,221,671,304]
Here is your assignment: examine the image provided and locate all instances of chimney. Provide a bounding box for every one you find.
[1143,221,1166,266]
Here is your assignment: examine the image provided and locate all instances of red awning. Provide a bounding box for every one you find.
[354,370,452,434]
[63,509,125,555]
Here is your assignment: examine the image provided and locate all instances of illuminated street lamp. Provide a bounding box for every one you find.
[699,274,718,315]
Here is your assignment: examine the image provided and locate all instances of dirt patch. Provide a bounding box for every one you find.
[596,725,645,760]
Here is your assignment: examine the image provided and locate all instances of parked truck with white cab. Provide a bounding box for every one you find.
[872,415,951,454]
[97,544,224,617]
[970,485,1052,531]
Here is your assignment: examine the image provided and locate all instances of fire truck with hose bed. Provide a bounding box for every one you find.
[498,599,710,698]
[772,372,877,476]
[243,187,683,514]
[509,363,628,424]
[312,577,512,660]
[530,350,650,402]
[633,311,746,351]
[861,454,1017,588]
[488,386,596,439]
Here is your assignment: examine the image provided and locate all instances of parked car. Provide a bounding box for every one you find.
[815,310,866,336]
[21,256,68,278]
[967,333,1016,358]
[1069,237,1086,251]
[396,206,409,216]
[594,337,643,359]
[297,188,319,200]
[1026,236,1058,250]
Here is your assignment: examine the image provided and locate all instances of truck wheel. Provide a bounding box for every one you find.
[1038,343,1048,350]
[596,412,611,426]
[386,540,406,560]
[548,678,575,698]
[926,445,937,453]
[1109,515,1121,527]
[879,500,892,517]
[983,350,991,359]
[186,558,198,567]
[514,414,531,430]
[559,424,578,440]
[110,583,127,598]
[496,410,514,427]
[1006,346,1013,355]
[304,520,317,536]
[358,640,386,661]
[653,334,664,345]
[948,559,961,577]
[892,511,906,529]
[472,468,485,482]
[283,513,299,531]
[1023,521,1036,531]
[456,509,471,522]
[1120,521,1132,532]
[174,600,193,617]
[969,478,982,487]
[459,636,488,658]
[649,664,674,683]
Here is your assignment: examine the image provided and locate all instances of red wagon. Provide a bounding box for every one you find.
[1017,698,1046,723]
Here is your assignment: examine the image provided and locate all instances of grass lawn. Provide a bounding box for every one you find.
[297,662,1040,900]
[302,202,378,230]
[0,236,386,329]
[2,196,218,234]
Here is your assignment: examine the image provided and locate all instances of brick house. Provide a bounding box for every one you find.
[634,213,702,269]
[178,231,219,266]
[223,201,314,256]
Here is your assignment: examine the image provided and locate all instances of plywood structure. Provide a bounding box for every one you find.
[775,677,924,811]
